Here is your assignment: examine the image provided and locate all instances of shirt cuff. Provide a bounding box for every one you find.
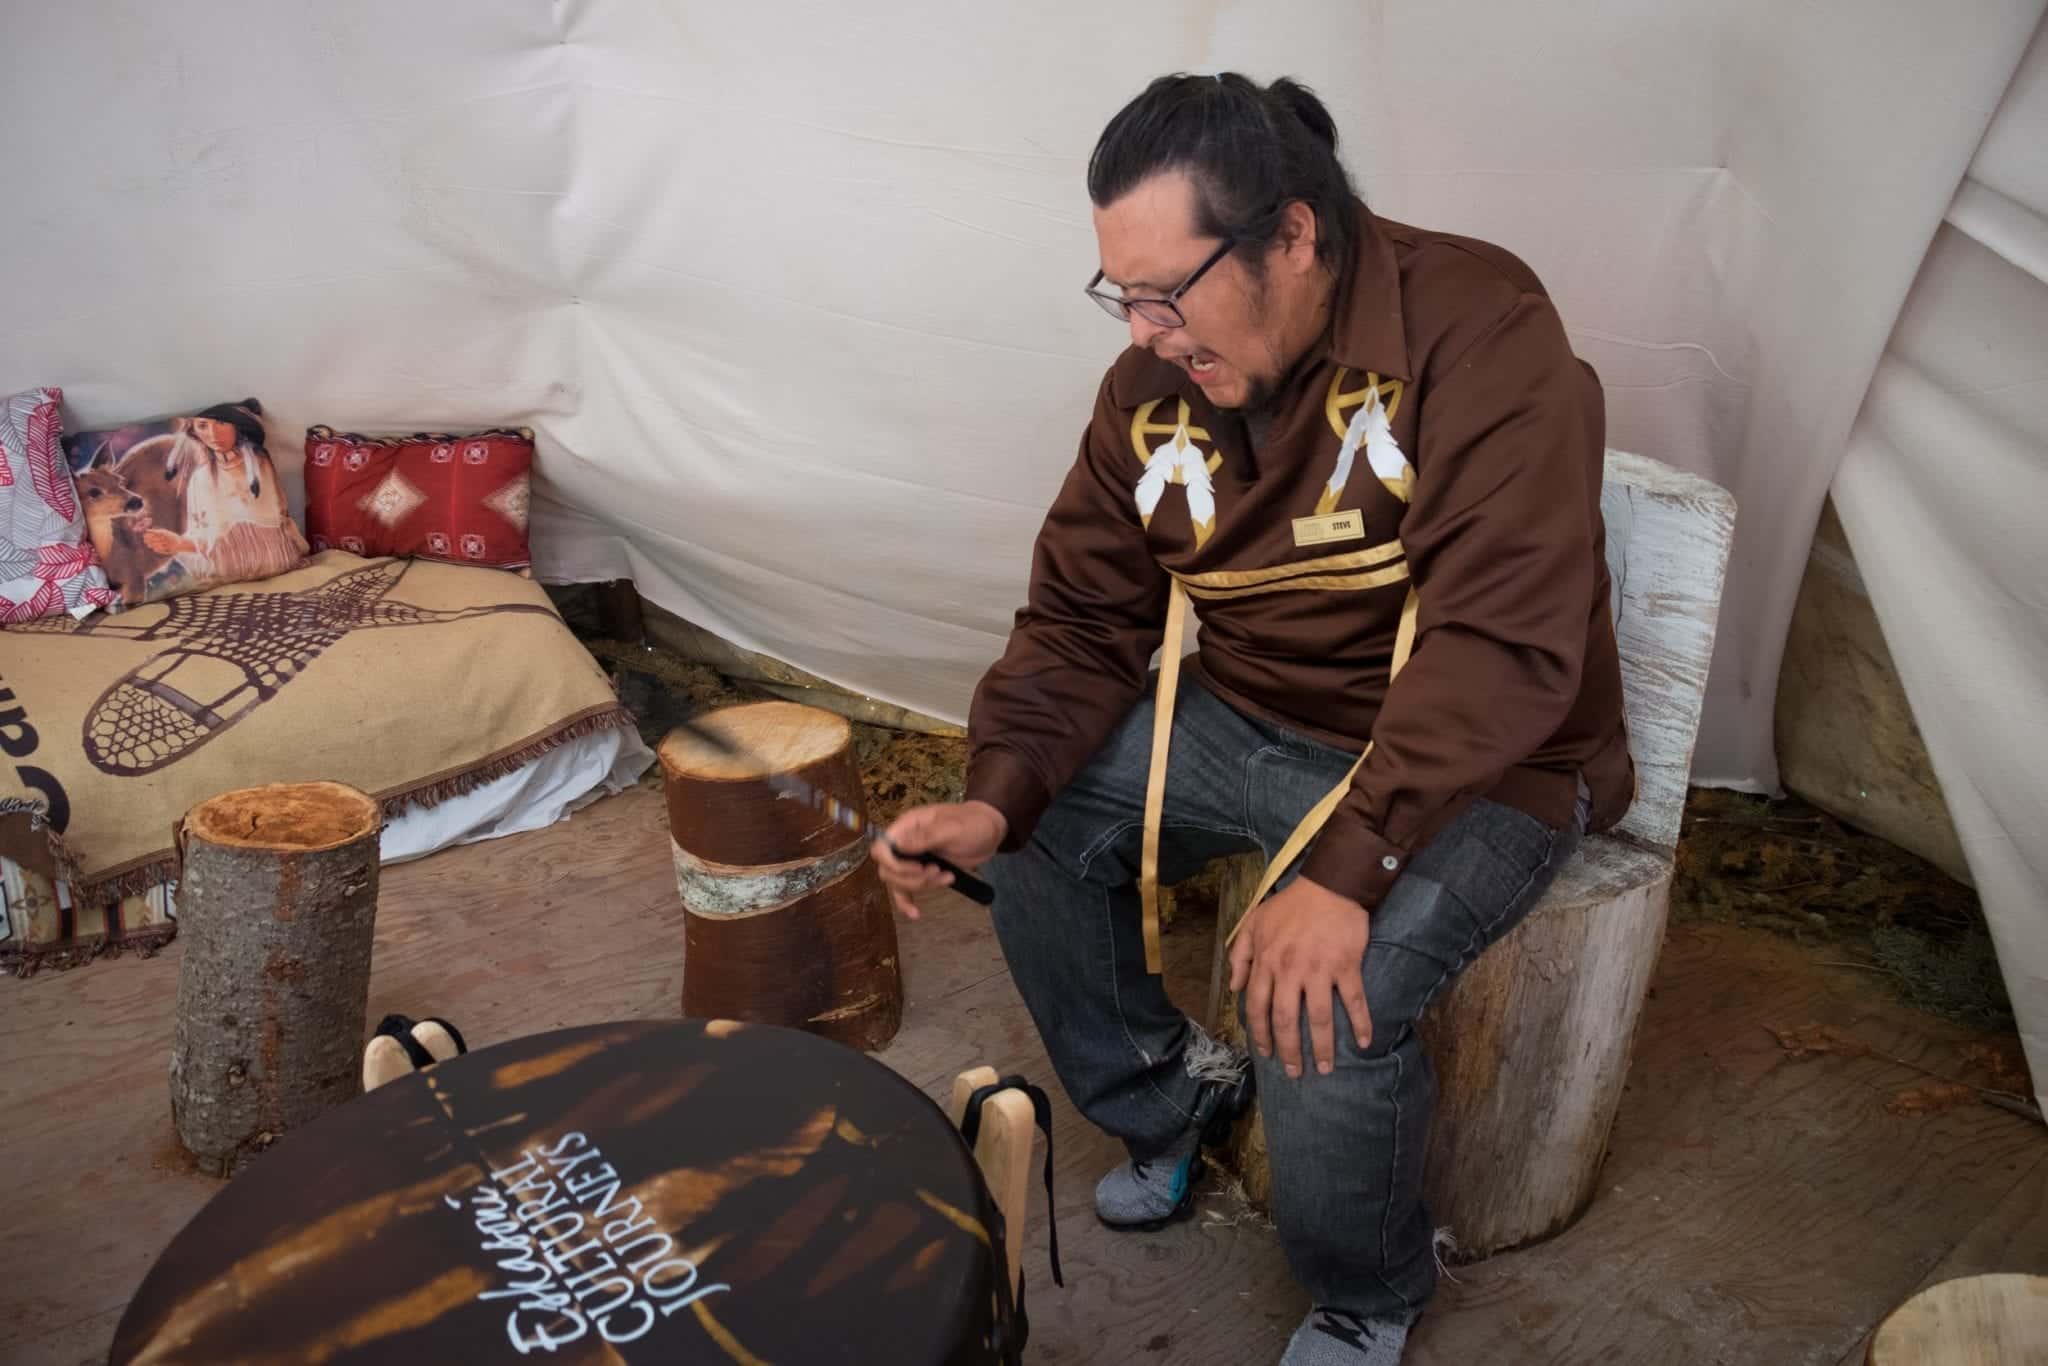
[962,749,1051,853]
[1299,811,1409,910]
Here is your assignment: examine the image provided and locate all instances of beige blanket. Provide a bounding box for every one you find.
[0,551,632,967]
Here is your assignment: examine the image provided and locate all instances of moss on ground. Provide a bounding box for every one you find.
[573,627,967,828]
[1674,788,2009,1029]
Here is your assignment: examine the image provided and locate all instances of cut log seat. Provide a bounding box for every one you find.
[1204,448,1737,1260]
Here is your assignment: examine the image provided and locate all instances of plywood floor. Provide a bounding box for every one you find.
[2,786,2042,1365]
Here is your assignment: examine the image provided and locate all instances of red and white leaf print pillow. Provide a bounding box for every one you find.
[302,425,533,570]
[0,386,113,623]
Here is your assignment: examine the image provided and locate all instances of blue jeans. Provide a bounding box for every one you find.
[986,678,1585,1321]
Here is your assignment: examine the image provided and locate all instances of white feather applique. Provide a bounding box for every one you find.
[1181,448,1215,543]
[1322,385,1414,512]
[1320,414,1359,515]
[1137,419,1218,547]
[1361,386,1413,503]
[1136,445,1173,525]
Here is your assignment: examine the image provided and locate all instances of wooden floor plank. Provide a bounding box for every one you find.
[891,891,1015,1010]
[4,788,2043,1366]
[8,1306,126,1366]
[1908,1150,2048,1285]
[1833,1150,2048,1365]
[1405,926,2047,1366]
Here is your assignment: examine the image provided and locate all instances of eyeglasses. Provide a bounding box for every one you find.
[1083,235,1238,329]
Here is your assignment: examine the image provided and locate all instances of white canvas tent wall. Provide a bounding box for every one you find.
[2,1,2042,1101]
[1831,21,2048,1113]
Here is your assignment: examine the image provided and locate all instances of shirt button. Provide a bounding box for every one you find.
[1381,855,1400,871]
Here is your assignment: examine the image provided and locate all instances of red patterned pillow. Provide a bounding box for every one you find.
[303,426,533,570]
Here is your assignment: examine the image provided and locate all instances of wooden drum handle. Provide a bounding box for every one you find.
[895,843,995,906]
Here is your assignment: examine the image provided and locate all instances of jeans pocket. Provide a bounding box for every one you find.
[1244,744,1356,852]
[1465,799,1559,876]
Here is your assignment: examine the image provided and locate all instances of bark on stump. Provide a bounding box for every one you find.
[660,701,903,1050]
[168,781,382,1178]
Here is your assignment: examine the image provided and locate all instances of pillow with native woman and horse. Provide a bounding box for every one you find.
[62,397,309,609]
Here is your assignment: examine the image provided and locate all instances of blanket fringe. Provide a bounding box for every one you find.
[9,706,641,929]
[1,801,90,890]
[2,921,179,979]
[56,857,182,907]
[375,706,639,817]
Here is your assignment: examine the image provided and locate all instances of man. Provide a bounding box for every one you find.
[875,72,1633,1365]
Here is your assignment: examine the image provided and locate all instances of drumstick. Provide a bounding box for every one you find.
[669,715,997,906]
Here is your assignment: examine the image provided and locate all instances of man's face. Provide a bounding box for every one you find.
[1092,171,1314,411]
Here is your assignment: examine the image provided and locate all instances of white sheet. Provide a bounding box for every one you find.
[380,721,653,865]
[1830,18,2048,1110]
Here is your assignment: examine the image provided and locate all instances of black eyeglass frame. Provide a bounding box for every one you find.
[1083,234,1239,329]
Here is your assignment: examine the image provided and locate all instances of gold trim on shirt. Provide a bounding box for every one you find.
[1174,560,1411,600]
[1129,397,1222,473]
[1169,539,1405,591]
[1324,368,1403,440]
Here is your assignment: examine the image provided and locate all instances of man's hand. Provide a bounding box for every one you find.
[872,800,1007,920]
[1227,876,1374,1077]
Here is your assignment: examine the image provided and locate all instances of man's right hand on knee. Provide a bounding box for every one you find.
[873,801,1007,919]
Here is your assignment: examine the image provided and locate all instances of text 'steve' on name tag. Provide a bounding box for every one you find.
[1292,510,1365,547]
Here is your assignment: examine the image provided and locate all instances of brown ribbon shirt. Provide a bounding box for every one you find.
[966,200,1634,909]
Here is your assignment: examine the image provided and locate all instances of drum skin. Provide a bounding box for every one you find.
[112,1020,1009,1364]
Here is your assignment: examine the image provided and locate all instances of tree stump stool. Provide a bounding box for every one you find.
[168,780,383,1178]
[1868,1274,2048,1364]
[1205,449,1737,1259]
[660,701,903,1050]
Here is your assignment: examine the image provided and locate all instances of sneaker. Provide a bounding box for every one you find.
[1093,1125,1202,1230]
[1093,1027,1252,1230]
[1279,1307,1410,1365]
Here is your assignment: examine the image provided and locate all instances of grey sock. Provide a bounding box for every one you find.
[1097,1025,1251,1229]
[1093,1124,1201,1227]
[1279,1308,1410,1366]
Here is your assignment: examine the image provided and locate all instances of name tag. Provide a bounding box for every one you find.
[1292,510,1366,547]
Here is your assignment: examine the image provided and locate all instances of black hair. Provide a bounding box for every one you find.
[1086,73,1356,276]
[191,397,266,450]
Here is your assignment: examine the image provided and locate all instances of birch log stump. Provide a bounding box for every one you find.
[1869,1274,2048,1365]
[661,701,903,1050]
[168,781,382,1178]
[1207,449,1737,1258]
